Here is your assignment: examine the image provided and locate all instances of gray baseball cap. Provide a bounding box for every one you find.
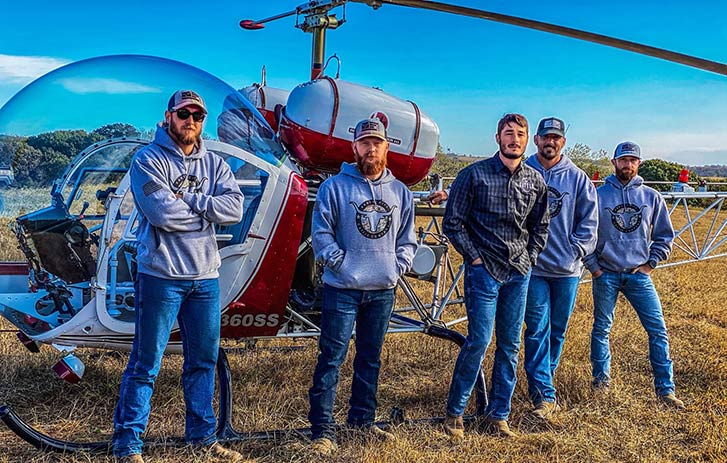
[167,89,207,114]
[354,118,387,142]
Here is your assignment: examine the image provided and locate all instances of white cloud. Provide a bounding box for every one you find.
[0,54,70,84]
[58,78,161,94]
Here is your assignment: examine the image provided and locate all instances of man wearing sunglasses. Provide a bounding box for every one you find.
[112,90,250,463]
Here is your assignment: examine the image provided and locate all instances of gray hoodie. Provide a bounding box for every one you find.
[584,174,674,273]
[312,162,417,290]
[525,154,598,277]
[130,125,244,280]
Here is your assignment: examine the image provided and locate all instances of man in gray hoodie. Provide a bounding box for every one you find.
[308,117,417,455]
[112,90,248,463]
[522,117,598,419]
[584,141,684,409]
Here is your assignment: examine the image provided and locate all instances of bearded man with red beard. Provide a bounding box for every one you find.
[307,116,417,455]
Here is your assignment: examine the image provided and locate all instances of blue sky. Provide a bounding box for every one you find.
[1,0,726,165]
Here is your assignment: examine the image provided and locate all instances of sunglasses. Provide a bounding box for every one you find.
[174,108,206,122]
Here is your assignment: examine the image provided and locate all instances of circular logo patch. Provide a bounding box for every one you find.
[547,186,569,218]
[605,203,646,233]
[349,200,397,239]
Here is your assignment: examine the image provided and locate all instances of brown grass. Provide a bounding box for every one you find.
[1,214,727,462]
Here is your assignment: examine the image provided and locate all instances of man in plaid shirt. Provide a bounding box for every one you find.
[442,113,549,439]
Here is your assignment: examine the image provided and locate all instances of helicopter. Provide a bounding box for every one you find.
[1,0,726,454]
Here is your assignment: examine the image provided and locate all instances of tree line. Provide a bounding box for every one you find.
[0,124,718,190]
[419,142,712,193]
[0,124,141,188]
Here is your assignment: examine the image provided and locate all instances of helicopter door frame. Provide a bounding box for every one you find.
[94,139,283,334]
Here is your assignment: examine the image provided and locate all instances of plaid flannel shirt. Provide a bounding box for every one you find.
[443,153,549,282]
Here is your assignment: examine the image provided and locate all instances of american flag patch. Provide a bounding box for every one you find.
[360,121,380,131]
[142,181,163,197]
[544,119,562,129]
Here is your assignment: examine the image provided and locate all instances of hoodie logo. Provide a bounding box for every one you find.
[606,203,646,233]
[547,186,569,218]
[350,199,397,239]
[172,174,208,194]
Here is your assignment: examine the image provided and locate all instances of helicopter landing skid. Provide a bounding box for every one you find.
[0,318,486,454]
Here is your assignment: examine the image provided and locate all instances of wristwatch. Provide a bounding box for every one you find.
[646,259,657,269]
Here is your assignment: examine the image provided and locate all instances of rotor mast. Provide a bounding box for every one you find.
[298,5,344,80]
[241,1,347,81]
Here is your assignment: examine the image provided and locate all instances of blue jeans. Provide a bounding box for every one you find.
[113,274,221,457]
[308,284,395,441]
[590,270,675,396]
[524,275,580,404]
[446,264,530,420]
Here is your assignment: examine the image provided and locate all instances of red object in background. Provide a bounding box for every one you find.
[592,171,600,181]
[679,169,689,183]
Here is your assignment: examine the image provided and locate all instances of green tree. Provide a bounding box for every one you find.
[639,159,700,192]
[0,136,25,167]
[92,123,140,138]
[564,143,610,179]
[11,143,44,186]
[412,144,478,190]
[26,130,104,161]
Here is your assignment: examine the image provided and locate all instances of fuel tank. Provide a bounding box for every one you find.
[277,78,439,185]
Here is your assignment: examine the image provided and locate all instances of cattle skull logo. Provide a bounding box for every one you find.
[547,186,569,218]
[350,199,396,239]
[606,203,646,233]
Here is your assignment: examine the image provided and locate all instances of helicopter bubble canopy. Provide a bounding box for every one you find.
[0,54,287,173]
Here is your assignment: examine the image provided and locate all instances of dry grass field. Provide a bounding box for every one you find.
[1,211,727,462]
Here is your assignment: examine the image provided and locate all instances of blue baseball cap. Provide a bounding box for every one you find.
[613,141,641,159]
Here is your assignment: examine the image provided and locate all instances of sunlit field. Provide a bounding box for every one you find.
[0,187,50,220]
[1,198,726,462]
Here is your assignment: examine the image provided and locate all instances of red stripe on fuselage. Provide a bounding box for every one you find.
[221,172,308,338]
[0,262,29,276]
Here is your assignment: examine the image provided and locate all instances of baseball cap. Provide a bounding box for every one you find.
[354,118,387,142]
[536,117,566,137]
[613,141,641,159]
[167,89,207,114]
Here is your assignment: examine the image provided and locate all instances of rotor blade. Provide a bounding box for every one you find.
[359,0,727,76]
[240,9,297,30]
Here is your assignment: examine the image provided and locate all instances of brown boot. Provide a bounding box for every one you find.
[119,455,144,463]
[369,425,396,443]
[532,400,560,419]
[443,414,464,440]
[485,418,517,438]
[207,442,255,462]
[310,437,339,456]
[659,393,686,410]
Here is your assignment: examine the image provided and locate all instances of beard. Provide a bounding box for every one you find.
[169,121,200,146]
[538,145,559,160]
[615,167,636,182]
[499,142,524,160]
[357,156,386,177]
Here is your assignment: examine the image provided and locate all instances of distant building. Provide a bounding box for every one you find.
[0,165,13,188]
